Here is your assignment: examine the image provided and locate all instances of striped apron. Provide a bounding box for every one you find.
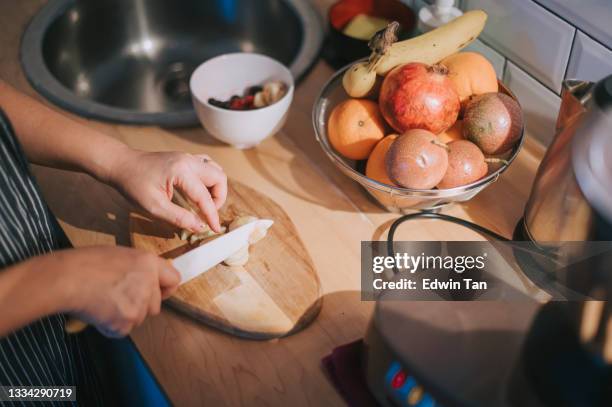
[0,109,102,406]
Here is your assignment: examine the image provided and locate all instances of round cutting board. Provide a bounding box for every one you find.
[129,180,322,340]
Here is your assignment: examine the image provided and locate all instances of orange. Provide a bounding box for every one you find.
[328,99,386,160]
[366,134,399,208]
[441,52,498,104]
[366,134,397,186]
[437,120,464,144]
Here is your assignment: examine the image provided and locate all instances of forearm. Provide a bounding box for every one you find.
[0,253,74,336]
[0,80,131,183]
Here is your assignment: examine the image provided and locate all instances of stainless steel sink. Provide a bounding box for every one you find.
[21,0,323,126]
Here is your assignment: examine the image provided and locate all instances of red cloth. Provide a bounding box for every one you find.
[322,340,380,407]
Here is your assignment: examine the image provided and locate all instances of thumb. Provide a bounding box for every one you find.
[159,261,181,300]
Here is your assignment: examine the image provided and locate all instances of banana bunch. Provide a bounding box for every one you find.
[342,10,488,98]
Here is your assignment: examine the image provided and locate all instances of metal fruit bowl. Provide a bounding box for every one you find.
[312,62,525,213]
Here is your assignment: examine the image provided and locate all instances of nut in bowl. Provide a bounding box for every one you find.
[190,53,294,149]
[313,11,525,213]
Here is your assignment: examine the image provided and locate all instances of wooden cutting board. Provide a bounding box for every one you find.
[129,180,322,340]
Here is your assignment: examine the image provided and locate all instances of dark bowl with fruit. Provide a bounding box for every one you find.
[325,0,416,68]
[312,58,525,212]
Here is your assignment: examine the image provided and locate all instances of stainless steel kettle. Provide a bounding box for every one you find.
[522,75,612,245]
[510,80,612,404]
[519,75,612,367]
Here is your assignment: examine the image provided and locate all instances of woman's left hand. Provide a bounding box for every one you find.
[108,150,227,233]
[0,81,227,232]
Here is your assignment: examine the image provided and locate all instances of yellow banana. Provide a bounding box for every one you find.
[343,10,488,97]
[342,62,377,98]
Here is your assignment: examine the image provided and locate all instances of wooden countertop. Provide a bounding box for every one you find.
[0,1,544,405]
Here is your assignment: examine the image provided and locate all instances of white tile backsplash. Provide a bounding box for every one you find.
[464,0,574,93]
[535,0,612,47]
[451,0,612,148]
[566,31,612,83]
[462,39,506,78]
[504,61,561,146]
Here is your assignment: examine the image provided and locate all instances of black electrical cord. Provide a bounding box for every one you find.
[386,212,510,273]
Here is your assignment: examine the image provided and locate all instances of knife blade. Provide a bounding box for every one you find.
[65,218,274,333]
[173,218,273,285]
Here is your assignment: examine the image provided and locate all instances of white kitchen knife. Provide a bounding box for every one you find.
[65,219,274,333]
[173,218,273,285]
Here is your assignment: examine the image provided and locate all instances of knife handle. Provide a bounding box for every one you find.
[64,318,87,334]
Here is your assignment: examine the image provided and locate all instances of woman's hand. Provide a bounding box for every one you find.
[0,82,227,232]
[0,246,180,337]
[56,247,181,337]
[108,150,227,233]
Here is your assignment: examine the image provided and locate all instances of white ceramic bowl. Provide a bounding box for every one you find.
[190,53,294,149]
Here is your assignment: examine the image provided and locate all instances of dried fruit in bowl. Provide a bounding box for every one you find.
[208,81,288,111]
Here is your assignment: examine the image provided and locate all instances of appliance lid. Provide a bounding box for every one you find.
[594,74,612,110]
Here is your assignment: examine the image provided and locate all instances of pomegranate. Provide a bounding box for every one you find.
[379,63,460,134]
[463,92,523,155]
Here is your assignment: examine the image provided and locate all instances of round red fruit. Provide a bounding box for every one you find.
[379,63,460,135]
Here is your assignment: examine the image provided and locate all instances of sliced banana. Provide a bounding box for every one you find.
[253,81,288,108]
[188,228,225,245]
[179,229,190,241]
[224,244,250,266]
[253,92,267,108]
[228,215,270,244]
[222,215,271,265]
[173,190,225,243]
[262,81,287,105]
[174,213,270,266]
[248,226,268,245]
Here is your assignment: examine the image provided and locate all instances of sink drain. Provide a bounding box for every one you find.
[160,62,194,102]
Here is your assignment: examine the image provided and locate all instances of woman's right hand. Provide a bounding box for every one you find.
[52,246,181,337]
